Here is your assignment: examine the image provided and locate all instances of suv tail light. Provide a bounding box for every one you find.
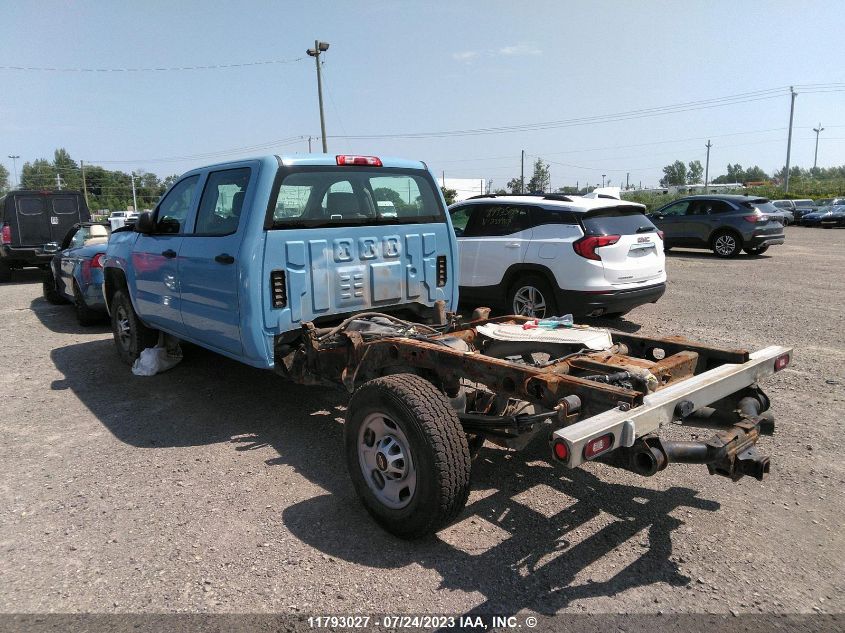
[1,223,10,245]
[436,255,447,287]
[270,270,287,308]
[573,234,620,260]
[743,214,769,223]
[336,155,382,167]
[657,230,665,241]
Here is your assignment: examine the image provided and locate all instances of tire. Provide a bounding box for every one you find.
[744,246,769,256]
[42,271,68,305]
[73,282,102,326]
[344,373,471,539]
[508,275,558,318]
[110,289,158,365]
[711,230,742,258]
[0,261,11,283]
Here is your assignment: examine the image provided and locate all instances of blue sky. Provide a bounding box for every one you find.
[1,0,843,189]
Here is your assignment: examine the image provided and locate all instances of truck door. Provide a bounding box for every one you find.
[178,166,252,356]
[13,195,51,246]
[132,175,200,334]
[459,203,533,287]
[49,195,85,243]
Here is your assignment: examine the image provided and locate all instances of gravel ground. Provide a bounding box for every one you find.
[0,226,842,617]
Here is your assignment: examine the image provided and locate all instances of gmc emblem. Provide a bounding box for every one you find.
[637,236,651,243]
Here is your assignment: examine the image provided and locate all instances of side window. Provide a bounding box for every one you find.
[18,198,45,216]
[194,168,251,236]
[531,206,577,228]
[449,205,472,235]
[155,175,199,234]
[52,197,78,214]
[465,204,532,237]
[708,201,733,214]
[67,227,85,249]
[659,201,689,217]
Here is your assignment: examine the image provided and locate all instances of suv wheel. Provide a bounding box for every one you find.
[711,230,742,258]
[509,275,557,318]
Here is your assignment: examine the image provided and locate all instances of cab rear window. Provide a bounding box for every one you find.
[581,206,657,236]
[270,167,445,228]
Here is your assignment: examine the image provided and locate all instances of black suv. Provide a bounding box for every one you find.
[0,190,90,281]
[648,195,785,258]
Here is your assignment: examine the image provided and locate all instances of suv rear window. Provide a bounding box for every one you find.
[581,206,657,236]
[271,167,444,228]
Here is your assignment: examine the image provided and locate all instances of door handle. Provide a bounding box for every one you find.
[215,253,235,265]
[161,249,177,259]
[506,242,521,248]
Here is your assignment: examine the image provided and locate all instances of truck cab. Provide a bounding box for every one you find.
[103,154,458,368]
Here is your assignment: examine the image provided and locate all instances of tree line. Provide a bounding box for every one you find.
[0,149,179,212]
[659,160,845,187]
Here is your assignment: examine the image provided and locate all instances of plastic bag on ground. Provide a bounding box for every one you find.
[131,344,183,376]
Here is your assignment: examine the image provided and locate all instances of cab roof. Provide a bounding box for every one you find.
[182,154,429,174]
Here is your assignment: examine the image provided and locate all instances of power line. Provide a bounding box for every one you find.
[0,57,305,73]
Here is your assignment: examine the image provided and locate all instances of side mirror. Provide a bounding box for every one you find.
[134,212,155,234]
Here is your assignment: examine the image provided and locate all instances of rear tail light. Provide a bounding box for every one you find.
[572,234,620,261]
[270,270,287,308]
[774,353,790,372]
[90,253,105,269]
[583,433,614,459]
[552,440,569,462]
[1,223,10,245]
[436,255,447,287]
[743,214,769,223]
[336,155,382,167]
[657,230,665,241]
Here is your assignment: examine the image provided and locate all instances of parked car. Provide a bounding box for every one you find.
[815,197,845,207]
[800,206,833,227]
[108,210,139,231]
[820,205,845,228]
[0,190,90,282]
[772,199,815,225]
[449,193,665,318]
[648,195,785,258]
[42,222,111,325]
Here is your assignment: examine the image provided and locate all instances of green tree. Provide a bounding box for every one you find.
[506,177,523,194]
[440,187,457,205]
[20,159,57,189]
[743,166,768,182]
[0,164,9,193]
[687,160,704,184]
[527,158,550,193]
[659,161,687,187]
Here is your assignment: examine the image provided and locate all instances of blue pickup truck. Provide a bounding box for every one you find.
[104,153,791,539]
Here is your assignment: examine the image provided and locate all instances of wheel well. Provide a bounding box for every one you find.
[500,264,559,297]
[709,226,743,247]
[103,267,128,311]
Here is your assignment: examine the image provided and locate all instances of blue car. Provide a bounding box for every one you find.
[800,206,833,227]
[820,205,845,228]
[42,222,111,324]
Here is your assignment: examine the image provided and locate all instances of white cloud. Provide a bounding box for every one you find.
[452,51,480,62]
[498,43,542,56]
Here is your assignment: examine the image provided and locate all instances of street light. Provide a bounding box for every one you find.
[601,174,606,188]
[7,155,20,189]
[812,123,824,171]
[306,40,330,153]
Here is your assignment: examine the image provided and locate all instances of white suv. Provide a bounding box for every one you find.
[449,193,666,318]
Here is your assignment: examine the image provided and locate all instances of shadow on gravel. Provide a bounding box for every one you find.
[30,297,110,334]
[0,268,47,285]
[665,249,772,260]
[50,339,719,615]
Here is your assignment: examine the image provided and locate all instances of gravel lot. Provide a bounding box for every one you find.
[0,226,842,617]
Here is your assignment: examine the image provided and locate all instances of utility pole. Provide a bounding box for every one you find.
[7,155,20,188]
[704,140,712,193]
[130,172,138,212]
[601,174,606,188]
[626,172,630,190]
[55,173,63,190]
[813,123,824,171]
[442,171,446,188]
[520,150,525,193]
[81,160,89,207]
[307,136,313,152]
[784,86,797,193]
[306,40,330,153]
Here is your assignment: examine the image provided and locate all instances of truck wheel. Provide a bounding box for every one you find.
[344,373,471,539]
[111,290,158,365]
[42,272,68,305]
[0,261,11,283]
[509,275,558,318]
[711,230,742,258]
[73,282,102,326]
